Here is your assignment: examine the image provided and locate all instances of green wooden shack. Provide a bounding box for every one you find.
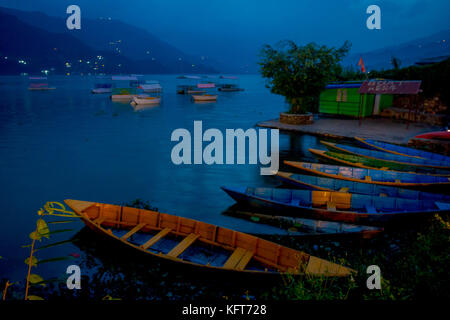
[319,81,393,117]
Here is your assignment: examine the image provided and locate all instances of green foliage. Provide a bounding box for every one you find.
[258,40,351,114]
[267,214,450,300]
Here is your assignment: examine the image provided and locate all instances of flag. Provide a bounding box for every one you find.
[358,57,366,73]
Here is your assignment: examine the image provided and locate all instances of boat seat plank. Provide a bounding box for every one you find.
[223,247,247,269]
[93,217,106,225]
[121,223,147,241]
[235,250,254,271]
[167,233,200,258]
[141,228,172,250]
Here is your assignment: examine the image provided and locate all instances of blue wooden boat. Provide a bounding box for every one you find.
[355,137,450,164]
[221,186,450,225]
[321,141,450,170]
[276,171,450,202]
[284,161,450,190]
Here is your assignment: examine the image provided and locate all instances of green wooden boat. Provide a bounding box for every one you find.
[321,141,450,170]
[309,148,450,176]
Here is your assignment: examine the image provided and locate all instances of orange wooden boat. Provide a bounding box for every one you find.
[65,199,354,277]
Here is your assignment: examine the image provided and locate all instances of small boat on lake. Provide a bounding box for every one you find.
[132,95,161,105]
[309,148,450,175]
[111,88,138,101]
[111,76,139,101]
[192,94,218,102]
[224,207,383,239]
[221,187,450,225]
[65,199,354,277]
[28,77,55,91]
[218,76,244,92]
[415,131,450,141]
[92,83,113,94]
[139,81,162,93]
[321,141,450,170]
[276,171,450,202]
[284,161,450,190]
[355,137,450,163]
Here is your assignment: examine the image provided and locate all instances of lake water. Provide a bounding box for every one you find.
[0,75,324,297]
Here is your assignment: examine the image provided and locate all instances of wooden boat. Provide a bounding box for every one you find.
[284,161,450,190]
[221,187,450,225]
[415,131,450,141]
[65,199,354,277]
[355,137,450,163]
[132,95,161,105]
[111,88,138,101]
[224,208,383,239]
[321,141,450,170]
[309,148,450,175]
[276,171,450,202]
[192,94,218,102]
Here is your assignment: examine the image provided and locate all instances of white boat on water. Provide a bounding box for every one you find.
[139,82,163,93]
[192,94,218,102]
[132,95,161,105]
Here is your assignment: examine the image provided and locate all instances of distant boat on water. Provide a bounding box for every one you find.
[192,94,217,102]
[139,80,162,93]
[92,83,113,94]
[132,95,161,105]
[111,76,138,101]
[28,76,55,91]
[218,76,244,92]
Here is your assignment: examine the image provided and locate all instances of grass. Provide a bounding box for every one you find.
[265,214,450,300]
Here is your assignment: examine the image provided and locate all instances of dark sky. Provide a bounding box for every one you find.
[1,0,449,69]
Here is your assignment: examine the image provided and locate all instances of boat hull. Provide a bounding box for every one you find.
[132,96,161,105]
[276,171,450,202]
[284,161,450,191]
[192,95,218,102]
[221,187,449,226]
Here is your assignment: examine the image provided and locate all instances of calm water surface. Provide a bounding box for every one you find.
[0,75,323,294]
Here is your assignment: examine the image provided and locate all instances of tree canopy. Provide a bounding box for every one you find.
[259,40,351,114]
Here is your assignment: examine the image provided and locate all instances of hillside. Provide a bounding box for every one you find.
[344,29,450,71]
[0,7,217,74]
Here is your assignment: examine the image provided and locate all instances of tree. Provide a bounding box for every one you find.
[259,41,351,114]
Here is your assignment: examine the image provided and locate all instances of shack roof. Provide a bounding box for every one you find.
[359,80,421,95]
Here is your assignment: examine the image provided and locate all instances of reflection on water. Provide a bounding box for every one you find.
[0,74,324,294]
